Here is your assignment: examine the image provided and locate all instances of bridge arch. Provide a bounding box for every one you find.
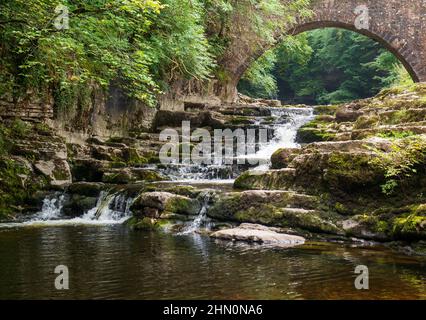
[216,0,426,103]
[288,21,420,82]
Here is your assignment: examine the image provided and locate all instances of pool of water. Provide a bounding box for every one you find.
[0,224,424,300]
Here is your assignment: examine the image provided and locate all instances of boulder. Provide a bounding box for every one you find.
[34,159,72,187]
[211,223,305,246]
[206,190,341,234]
[271,148,300,169]
[62,195,98,217]
[335,107,363,123]
[67,182,105,197]
[130,192,201,216]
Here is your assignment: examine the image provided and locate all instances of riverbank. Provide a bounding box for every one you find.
[1,85,426,255]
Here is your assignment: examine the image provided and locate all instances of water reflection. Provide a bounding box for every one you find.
[0,225,424,300]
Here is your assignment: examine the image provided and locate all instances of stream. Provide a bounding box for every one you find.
[0,107,425,300]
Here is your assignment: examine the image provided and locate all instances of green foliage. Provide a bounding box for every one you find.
[240,28,414,104]
[238,50,278,98]
[0,0,216,108]
[376,131,416,139]
[370,136,426,195]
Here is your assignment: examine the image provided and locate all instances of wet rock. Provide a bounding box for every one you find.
[102,170,132,184]
[296,126,336,143]
[34,159,72,187]
[126,216,161,230]
[67,182,105,197]
[154,110,225,131]
[62,195,98,217]
[206,190,340,234]
[271,148,300,169]
[234,169,296,190]
[130,168,166,182]
[211,223,305,246]
[71,158,105,182]
[130,192,201,216]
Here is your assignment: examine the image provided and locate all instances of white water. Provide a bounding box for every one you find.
[179,193,212,235]
[0,192,133,228]
[242,107,314,170]
[157,107,314,181]
[0,106,313,229]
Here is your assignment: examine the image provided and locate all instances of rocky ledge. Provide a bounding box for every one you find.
[229,84,426,243]
[211,223,306,247]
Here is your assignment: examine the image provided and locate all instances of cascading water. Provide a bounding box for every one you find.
[0,191,133,228]
[243,107,314,170]
[36,194,66,221]
[155,107,314,182]
[179,192,212,235]
[81,192,133,223]
[0,106,313,230]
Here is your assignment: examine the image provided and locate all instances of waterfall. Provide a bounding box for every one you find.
[83,192,133,223]
[0,191,134,228]
[244,107,314,170]
[179,193,212,235]
[155,107,314,182]
[35,194,66,221]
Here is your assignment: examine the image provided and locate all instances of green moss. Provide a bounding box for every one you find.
[296,118,336,143]
[353,115,379,129]
[126,148,148,166]
[326,152,382,193]
[314,105,339,116]
[234,170,294,191]
[102,171,131,184]
[369,136,426,195]
[228,116,255,125]
[0,157,48,218]
[392,211,426,240]
[376,131,416,139]
[334,202,349,215]
[377,83,426,99]
[10,119,32,138]
[127,217,161,230]
[164,197,200,215]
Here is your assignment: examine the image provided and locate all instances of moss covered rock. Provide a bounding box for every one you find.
[271,148,300,169]
[130,192,201,217]
[67,182,105,197]
[207,191,339,235]
[234,169,296,190]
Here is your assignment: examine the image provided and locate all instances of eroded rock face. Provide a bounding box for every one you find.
[231,85,426,242]
[34,159,72,187]
[211,223,305,246]
[207,190,342,235]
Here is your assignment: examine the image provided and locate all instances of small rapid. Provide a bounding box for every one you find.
[242,107,314,170]
[179,192,212,235]
[0,106,313,230]
[156,106,314,181]
[0,191,133,228]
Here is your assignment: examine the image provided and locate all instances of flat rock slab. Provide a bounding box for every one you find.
[211,223,305,247]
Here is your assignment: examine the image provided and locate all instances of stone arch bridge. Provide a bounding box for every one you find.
[212,0,426,103]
